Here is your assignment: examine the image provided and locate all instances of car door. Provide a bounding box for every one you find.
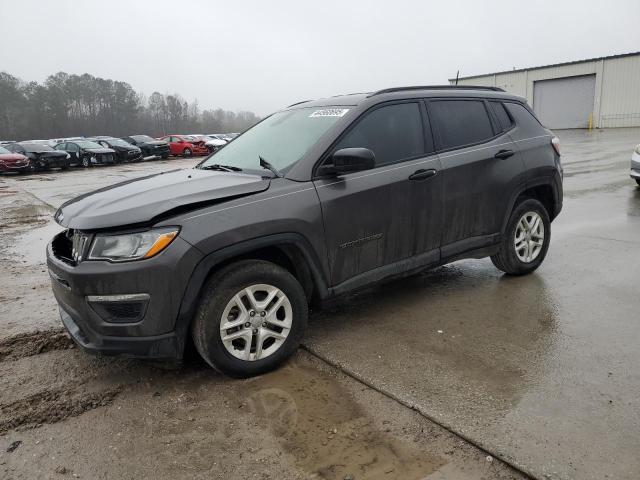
[427,98,525,257]
[313,101,442,288]
[166,136,178,155]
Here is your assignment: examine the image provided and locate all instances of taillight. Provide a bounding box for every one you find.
[551,136,561,156]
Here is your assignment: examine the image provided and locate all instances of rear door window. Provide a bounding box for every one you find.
[429,100,495,150]
[335,102,425,167]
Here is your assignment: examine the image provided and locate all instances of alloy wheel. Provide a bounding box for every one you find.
[514,211,545,263]
[219,284,292,361]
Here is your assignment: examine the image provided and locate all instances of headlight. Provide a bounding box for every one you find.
[87,227,179,262]
[635,144,640,155]
[66,153,70,159]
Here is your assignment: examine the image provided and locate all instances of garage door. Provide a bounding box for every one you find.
[533,74,596,129]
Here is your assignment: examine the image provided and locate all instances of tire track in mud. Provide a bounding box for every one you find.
[0,384,123,434]
[0,329,74,362]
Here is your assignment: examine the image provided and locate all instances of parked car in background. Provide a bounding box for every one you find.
[159,135,209,157]
[207,133,229,144]
[89,136,142,163]
[187,134,221,153]
[0,145,32,173]
[204,134,227,151]
[631,143,640,185]
[5,142,70,170]
[54,140,116,168]
[122,135,170,159]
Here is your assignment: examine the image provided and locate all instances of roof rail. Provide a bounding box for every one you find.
[367,85,505,97]
[287,99,313,107]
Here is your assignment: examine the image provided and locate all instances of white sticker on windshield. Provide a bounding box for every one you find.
[309,108,349,118]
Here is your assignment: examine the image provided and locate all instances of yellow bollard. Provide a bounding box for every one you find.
[588,113,593,131]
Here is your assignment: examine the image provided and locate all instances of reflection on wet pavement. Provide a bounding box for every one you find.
[238,362,444,480]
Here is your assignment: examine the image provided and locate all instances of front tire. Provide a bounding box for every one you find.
[183,148,192,157]
[192,260,307,378]
[636,179,640,186]
[81,156,92,168]
[491,198,551,276]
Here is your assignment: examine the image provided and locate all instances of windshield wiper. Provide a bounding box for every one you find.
[259,156,283,178]
[200,163,242,172]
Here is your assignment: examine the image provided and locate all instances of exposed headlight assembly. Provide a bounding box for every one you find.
[634,144,640,155]
[87,227,179,262]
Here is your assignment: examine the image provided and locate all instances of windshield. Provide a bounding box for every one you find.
[76,140,103,149]
[132,135,155,142]
[199,107,348,172]
[0,146,10,154]
[21,143,54,152]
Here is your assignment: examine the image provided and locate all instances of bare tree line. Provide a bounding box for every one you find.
[0,71,261,141]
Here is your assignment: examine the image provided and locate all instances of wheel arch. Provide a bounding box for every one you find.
[502,177,560,233]
[173,233,329,353]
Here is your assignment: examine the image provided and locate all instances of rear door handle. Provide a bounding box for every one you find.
[409,169,438,181]
[494,149,515,160]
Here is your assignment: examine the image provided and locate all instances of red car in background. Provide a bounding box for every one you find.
[158,135,209,157]
[0,145,32,173]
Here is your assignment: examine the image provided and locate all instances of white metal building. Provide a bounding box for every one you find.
[450,52,640,129]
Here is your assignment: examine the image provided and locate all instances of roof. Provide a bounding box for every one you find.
[286,86,519,109]
[450,51,640,81]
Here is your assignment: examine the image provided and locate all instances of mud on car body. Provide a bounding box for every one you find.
[47,85,563,377]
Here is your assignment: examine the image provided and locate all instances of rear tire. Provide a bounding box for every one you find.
[491,198,551,276]
[192,260,307,378]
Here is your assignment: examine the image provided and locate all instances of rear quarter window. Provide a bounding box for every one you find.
[429,100,495,150]
[504,102,545,132]
[490,101,514,132]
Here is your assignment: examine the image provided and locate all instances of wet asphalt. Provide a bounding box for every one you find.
[1,128,639,479]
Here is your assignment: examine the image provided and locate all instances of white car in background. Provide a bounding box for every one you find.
[187,134,225,153]
[632,144,640,186]
[205,134,228,151]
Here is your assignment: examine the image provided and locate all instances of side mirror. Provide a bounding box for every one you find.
[319,148,375,176]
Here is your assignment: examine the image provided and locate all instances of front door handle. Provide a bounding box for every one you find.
[494,149,515,160]
[409,169,438,181]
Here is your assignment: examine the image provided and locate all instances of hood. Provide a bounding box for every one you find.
[206,139,226,146]
[85,147,115,154]
[55,168,270,230]
[142,140,168,147]
[0,153,27,162]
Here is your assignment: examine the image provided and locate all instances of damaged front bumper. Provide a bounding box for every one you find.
[46,232,203,359]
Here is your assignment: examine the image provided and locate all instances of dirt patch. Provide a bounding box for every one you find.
[0,329,74,362]
[0,384,123,434]
[235,362,446,480]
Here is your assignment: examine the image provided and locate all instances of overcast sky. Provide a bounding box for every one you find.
[1,0,638,115]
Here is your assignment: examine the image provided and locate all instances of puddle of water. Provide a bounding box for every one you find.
[1,204,62,265]
[232,361,444,480]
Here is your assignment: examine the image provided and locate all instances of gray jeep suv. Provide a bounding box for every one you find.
[47,86,563,377]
